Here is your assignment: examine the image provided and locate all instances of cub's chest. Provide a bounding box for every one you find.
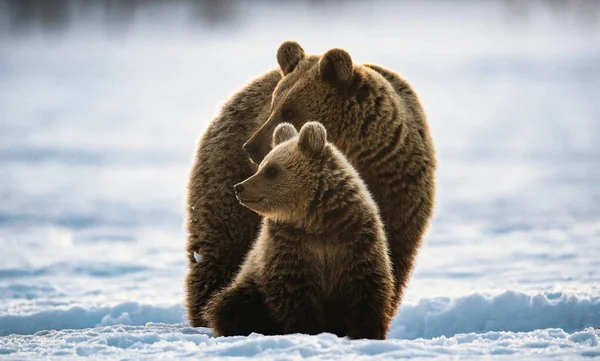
[304,240,348,296]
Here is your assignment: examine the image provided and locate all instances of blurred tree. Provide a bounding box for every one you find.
[1,0,598,37]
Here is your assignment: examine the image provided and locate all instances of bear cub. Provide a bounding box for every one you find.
[203,121,395,340]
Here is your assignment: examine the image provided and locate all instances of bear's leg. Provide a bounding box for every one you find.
[343,295,391,340]
[345,309,388,340]
[323,295,352,337]
[263,280,325,335]
[348,294,393,340]
[185,261,222,328]
[204,280,282,337]
[325,290,389,339]
[340,272,394,340]
[185,259,230,328]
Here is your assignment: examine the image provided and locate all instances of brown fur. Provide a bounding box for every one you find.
[205,122,395,339]
[184,69,282,327]
[244,41,437,314]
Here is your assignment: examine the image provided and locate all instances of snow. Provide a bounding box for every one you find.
[1,290,599,340]
[1,324,599,360]
[1,0,600,359]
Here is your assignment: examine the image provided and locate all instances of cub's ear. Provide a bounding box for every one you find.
[319,48,353,87]
[272,122,298,147]
[277,41,306,75]
[298,122,327,156]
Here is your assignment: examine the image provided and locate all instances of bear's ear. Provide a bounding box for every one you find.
[277,41,306,76]
[319,49,354,86]
[272,122,298,147]
[298,122,327,156]
[319,48,354,87]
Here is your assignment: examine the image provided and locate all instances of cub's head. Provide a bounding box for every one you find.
[234,121,329,222]
[243,41,360,164]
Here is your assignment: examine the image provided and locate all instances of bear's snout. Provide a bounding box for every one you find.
[242,141,254,154]
[233,183,244,197]
[243,141,259,162]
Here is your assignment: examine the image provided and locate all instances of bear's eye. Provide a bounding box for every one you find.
[281,107,294,120]
[265,165,278,180]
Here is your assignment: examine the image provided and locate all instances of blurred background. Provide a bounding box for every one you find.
[0,0,599,328]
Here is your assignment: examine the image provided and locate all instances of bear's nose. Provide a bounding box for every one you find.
[243,141,256,156]
[233,183,244,195]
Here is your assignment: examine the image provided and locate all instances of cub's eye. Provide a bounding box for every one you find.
[281,108,294,120]
[265,165,278,180]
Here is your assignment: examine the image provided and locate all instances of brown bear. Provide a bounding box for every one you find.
[243,42,437,314]
[184,69,282,327]
[204,122,395,340]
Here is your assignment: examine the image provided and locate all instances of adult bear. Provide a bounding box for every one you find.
[185,69,281,327]
[243,41,437,314]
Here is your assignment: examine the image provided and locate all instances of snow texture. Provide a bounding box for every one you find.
[1,0,600,359]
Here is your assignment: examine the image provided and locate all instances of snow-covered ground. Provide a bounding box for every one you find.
[1,0,599,359]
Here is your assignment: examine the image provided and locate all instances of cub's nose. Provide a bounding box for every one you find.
[233,183,244,195]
